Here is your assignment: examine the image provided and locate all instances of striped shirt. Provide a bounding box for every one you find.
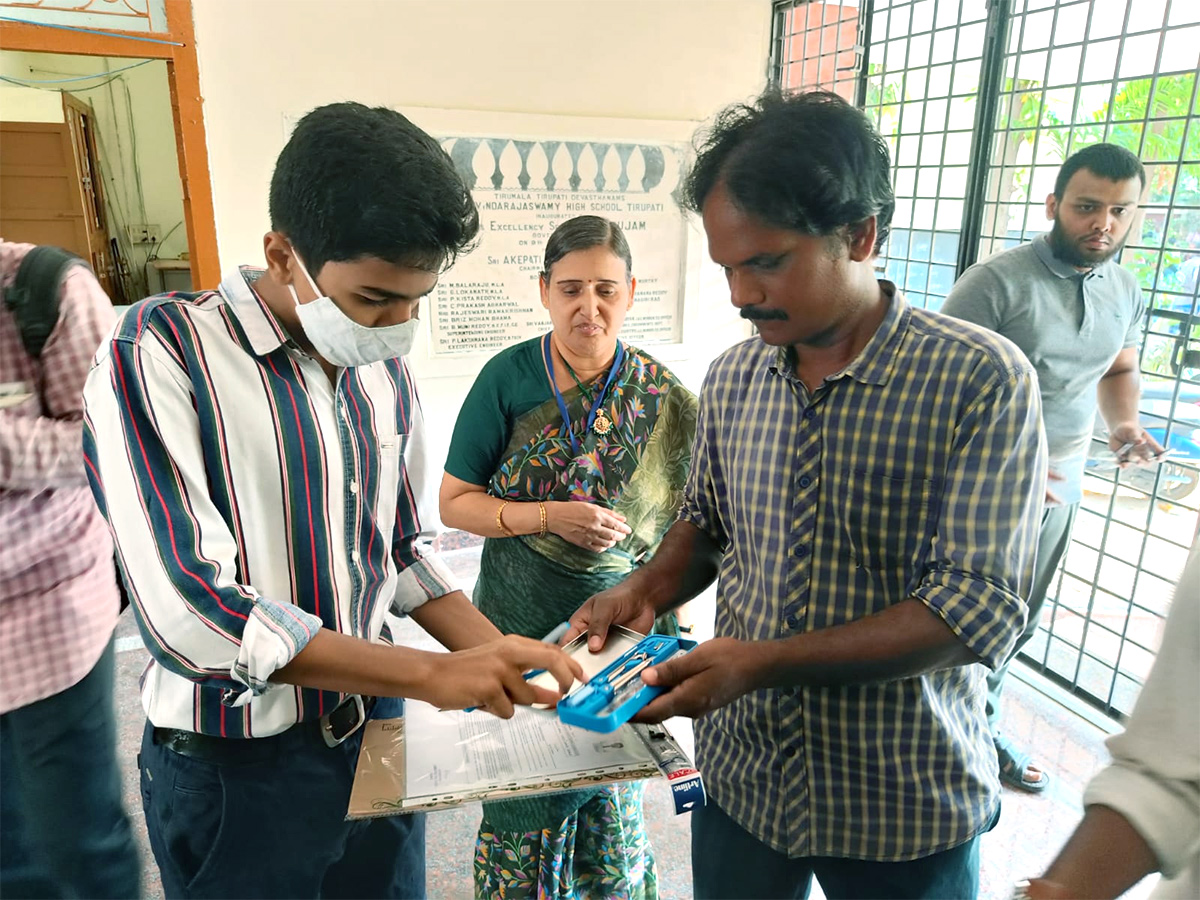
[681,285,1046,861]
[82,268,456,738]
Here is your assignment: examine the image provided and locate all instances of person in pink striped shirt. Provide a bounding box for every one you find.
[0,239,140,899]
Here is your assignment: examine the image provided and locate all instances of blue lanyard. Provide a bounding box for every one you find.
[542,333,625,457]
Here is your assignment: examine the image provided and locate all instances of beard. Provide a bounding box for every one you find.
[1048,217,1126,269]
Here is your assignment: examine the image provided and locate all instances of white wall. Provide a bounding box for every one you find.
[0,51,189,293]
[190,0,772,492]
[0,81,63,121]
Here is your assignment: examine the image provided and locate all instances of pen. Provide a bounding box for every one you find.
[463,622,573,712]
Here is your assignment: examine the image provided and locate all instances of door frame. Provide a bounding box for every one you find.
[0,0,219,289]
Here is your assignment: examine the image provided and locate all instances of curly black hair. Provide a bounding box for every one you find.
[681,89,894,254]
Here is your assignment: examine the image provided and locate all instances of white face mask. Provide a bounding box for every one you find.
[286,251,420,367]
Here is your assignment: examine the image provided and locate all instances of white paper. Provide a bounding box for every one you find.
[0,383,33,409]
[404,700,653,804]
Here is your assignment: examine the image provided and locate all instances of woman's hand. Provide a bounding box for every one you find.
[547,501,631,552]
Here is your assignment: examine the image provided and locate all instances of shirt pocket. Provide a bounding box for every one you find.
[371,433,409,545]
[835,469,937,571]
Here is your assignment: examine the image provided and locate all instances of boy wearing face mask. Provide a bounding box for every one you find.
[81,102,581,900]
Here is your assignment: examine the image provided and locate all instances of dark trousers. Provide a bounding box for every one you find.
[692,799,991,900]
[138,699,425,900]
[986,502,1079,729]
[0,640,141,900]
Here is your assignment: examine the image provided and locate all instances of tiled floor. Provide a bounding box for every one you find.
[111,543,1159,899]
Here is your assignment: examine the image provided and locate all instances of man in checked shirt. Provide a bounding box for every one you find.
[0,240,140,899]
[568,90,1047,900]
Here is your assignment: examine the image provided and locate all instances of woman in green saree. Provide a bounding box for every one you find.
[440,216,697,899]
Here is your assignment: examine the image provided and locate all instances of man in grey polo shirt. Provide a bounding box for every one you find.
[943,143,1163,794]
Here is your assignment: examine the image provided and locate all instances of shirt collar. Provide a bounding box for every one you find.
[1032,233,1109,280]
[767,280,908,388]
[219,266,295,357]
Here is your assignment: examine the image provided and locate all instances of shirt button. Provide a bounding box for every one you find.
[798,476,811,488]
[794,544,808,557]
[804,409,816,420]
[350,481,359,494]
[784,745,798,758]
[351,550,361,563]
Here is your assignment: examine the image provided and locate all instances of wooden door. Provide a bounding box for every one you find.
[62,93,119,300]
[0,121,92,257]
[0,109,120,300]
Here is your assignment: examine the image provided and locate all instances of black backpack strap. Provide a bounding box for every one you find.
[5,246,86,358]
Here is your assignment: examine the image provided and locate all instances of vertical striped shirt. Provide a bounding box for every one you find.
[681,285,1046,861]
[82,268,456,738]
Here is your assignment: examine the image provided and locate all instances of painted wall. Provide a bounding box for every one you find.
[0,51,189,294]
[189,0,773,507]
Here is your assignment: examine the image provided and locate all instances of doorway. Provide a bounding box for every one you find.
[0,0,218,291]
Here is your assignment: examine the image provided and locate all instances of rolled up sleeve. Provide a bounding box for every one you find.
[911,365,1048,670]
[83,325,320,705]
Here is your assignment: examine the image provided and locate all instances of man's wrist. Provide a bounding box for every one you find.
[385,645,440,702]
[1105,417,1140,438]
[648,577,687,620]
[745,635,800,691]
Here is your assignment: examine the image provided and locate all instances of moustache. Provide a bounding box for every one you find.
[741,308,789,321]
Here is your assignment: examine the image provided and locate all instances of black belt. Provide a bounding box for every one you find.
[153,695,376,764]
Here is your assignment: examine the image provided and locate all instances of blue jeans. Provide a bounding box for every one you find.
[139,696,424,899]
[1,639,140,899]
[692,799,994,900]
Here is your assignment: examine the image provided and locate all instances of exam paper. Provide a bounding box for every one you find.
[404,700,653,802]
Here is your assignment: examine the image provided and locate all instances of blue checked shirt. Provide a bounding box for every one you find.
[681,285,1046,861]
[83,268,455,738]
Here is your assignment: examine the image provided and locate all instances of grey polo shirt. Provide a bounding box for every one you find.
[942,234,1143,505]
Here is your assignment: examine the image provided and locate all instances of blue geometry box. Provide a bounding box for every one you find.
[556,632,698,733]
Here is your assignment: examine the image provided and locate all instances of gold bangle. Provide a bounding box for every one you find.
[496,500,516,537]
[537,501,548,539]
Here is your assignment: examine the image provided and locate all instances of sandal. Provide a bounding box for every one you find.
[994,734,1051,794]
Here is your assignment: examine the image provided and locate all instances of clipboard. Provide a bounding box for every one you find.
[346,628,705,820]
